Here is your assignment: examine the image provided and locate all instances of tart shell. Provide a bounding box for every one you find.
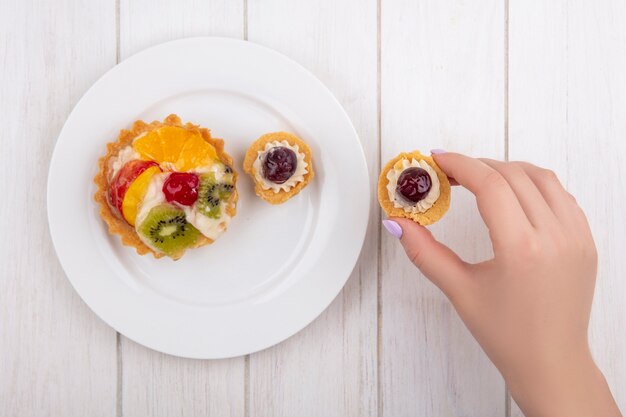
[378,150,450,226]
[243,132,314,205]
[93,114,238,260]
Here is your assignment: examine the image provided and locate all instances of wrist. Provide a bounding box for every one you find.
[506,350,620,417]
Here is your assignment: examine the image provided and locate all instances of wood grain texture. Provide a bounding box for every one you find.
[121,338,244,417]
[119,0,243,59]
[246,0,378,416]
[509,0,626,414]
[3,0,626,415]
[118,1,245,416]
[0,0,118,416]
[381,1,506,416]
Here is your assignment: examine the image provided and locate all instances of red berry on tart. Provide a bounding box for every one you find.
[243,132,314,204]
[163,172,199,206]
[377,151,450,226]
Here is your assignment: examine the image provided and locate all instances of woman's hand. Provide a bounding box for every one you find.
[383,151,621,417]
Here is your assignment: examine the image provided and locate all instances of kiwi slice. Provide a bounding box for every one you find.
[138,204,200,256]
[196,172,235,219]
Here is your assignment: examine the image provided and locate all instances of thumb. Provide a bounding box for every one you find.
[383,218,470,298]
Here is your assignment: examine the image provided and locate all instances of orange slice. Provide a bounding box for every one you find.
[132,131,163,162]
[122,166,161,226]
[132,126,218,171]
[158,126,194,164]
[176,133,217,171]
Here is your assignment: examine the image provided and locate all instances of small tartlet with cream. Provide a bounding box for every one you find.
[378,150,450,225]
[243,132,314,204]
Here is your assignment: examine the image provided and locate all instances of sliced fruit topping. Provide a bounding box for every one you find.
[137,204,200,256]
[158,126,192,162]
[163,172,199,206]
[262,146,297,184]
[196,172,235,219]
[396,167,432,203]
[176,133,217,172]
[132,126,218,171]
[108,160,159,218]
[121,166,162,226]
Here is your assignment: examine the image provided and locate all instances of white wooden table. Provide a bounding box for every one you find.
[2,0,625,415]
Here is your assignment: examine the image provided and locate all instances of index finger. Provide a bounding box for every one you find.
[432,152,533,247]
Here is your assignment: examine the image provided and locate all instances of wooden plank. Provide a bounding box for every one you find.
[118,1,245,416]
[121,339,245,416]
[119,0,243,59]
[0,0,118,416]
[507,1,567,414]
[246,0,378,416]
[380,1,506,416]
[509,0,626,414]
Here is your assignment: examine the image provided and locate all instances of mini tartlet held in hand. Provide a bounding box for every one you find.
[378,150,450,225]
[243,132,314,204]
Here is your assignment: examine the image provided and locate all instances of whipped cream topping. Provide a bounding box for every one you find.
[109,145,140,180]
[386,158,440,213]
[182,204,231,241]
[252,140,308,192]
[194,161,229,181]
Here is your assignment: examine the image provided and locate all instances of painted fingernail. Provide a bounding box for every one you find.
[382,220,403,239]
[430,149,447,154]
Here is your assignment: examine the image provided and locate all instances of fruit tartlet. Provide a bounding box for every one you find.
[243,132,314,204]
[94,114,238,260]
[378,150,450,225]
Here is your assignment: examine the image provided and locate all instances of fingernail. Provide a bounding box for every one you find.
[382,220,403,239]
[430,149,447,155]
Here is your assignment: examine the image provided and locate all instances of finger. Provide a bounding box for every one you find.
[383,218,470,300]
[480,158,559,229]
[513,162,572,214]
[515,162,593,238]
[432,152,533,247]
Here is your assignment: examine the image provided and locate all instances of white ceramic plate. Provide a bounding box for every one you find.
[47,37,369,359]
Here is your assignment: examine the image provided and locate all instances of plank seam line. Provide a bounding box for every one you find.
[376,0,383,416]
[116,333,123,417]
[504,0,509,164]
[243,0,248,40]
[243,3,250,413]
[115,0,120,64]
[244,355,250,417]
[505,0,511,413]
[115,0,122,414]
[564,0,569,184]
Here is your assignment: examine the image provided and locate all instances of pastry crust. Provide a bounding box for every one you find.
[243,132,314,204]
[378,151,450,226]
[93,114,238,260]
